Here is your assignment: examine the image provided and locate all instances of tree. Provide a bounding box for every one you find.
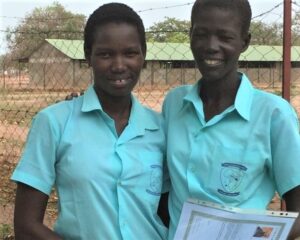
[146,17,190,43]
[146,17,284,45]
[0,54,5,72]
[5,2,86,60]
[250,20,282,45]
[291,11,300,45]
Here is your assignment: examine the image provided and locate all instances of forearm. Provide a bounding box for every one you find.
[283,185,300,239]
[14,183,62,240]
[158,192,169,227]
[15,222,62,240]
[287,217,300,240]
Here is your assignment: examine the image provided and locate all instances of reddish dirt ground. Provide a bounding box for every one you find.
[1,85,299,237]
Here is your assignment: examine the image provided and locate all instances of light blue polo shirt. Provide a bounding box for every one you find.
[11,85,168,240]
[163,73,300,239]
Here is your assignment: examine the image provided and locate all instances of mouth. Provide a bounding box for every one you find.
[203,59,224,67]
[109,78,131,87]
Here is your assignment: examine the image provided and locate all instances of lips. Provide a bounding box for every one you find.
[203,59,224,66]
[109,78,131,87]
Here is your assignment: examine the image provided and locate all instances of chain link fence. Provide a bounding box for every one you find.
[1,1,300,239]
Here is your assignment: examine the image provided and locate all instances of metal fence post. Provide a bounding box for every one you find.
[282,0,292,101]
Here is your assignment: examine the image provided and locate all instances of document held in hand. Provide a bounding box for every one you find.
[174,199,298,240]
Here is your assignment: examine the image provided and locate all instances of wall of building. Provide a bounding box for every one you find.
[29,43,91,89]
[28,44,300,89]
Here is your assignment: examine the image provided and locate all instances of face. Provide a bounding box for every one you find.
[87,22,145,98]
[190,7,250,83]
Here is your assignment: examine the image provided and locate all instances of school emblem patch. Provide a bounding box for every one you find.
[218,163,247,196]
[146,164,162,196]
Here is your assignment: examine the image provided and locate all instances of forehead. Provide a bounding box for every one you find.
[193,5,242,24]
[192,7,242,33]
[92,22,140,43]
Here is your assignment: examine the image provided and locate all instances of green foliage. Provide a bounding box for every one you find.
[0,224,13,239]
[292,11,300,45]
[146,17,286,45]
[6,2,86,59]
[0,55,4,71]
[146,17,190,43]
[250,20,283,45]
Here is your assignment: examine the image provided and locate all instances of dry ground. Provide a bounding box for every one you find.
[0,83,299,238]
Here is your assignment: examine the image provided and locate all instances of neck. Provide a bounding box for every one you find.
[94,88,132,135]
[101,95,132,117]
[199,72,241,121]
[200,72,240,104]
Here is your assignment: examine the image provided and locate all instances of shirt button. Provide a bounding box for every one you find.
[121,221,126,227]
[118,180,122,186]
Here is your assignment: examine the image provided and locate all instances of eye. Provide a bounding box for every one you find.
[220,35,234,42]
[125,50,140,57]
[95,51,111,58]
[193,32,206,40]
[218,31,236,42]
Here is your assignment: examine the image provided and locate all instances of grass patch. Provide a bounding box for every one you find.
[0,224,14,239]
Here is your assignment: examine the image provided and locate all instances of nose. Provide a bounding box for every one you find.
[111,55,126,72]
[206,35,219,53]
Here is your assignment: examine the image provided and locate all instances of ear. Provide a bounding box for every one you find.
[84,49,91,67]
[242,33,251,53]
[142,47,147,61]
[86,58,91,67]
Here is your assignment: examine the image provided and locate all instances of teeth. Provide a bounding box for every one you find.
[204,59,222,66]
[116,79,125,83]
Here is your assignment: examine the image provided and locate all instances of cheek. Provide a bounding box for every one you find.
[91,60,110,72]
[132,58,144,73]
[190,41,202,52]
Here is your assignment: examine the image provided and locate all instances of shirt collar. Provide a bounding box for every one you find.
[129,95,159,131]
[234,73,254,121]
[182,82,204,119]
[182,73,254,121]
[82,85,103,112]
[81,85,159,131]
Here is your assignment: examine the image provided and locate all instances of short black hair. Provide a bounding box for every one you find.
[84,3,146,59]
[191,0,252,36]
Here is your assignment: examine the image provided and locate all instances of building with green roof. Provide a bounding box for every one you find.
[26,39,300,89]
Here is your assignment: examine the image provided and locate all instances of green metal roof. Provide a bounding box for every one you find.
[241,45,283,61]
[46,39,85,59]
[146,42,193,61]
[45,39,300,62]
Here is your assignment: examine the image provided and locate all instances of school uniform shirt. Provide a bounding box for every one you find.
[163,73,300,240]
[11,85,168,240]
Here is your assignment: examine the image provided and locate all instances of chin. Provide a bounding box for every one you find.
[111,91,132,98]
[200,72,222,82]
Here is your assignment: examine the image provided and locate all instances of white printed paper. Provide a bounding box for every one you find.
[174,199,298,240]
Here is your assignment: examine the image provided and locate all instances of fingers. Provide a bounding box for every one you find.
[65,92,80,100]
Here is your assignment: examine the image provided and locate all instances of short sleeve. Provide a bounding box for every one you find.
[11,110,59,195]
[271,105,300,196]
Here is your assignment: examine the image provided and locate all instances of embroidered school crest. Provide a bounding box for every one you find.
[218,163,247,196]
[146,165,162,196]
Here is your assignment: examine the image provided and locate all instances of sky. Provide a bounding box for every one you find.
[0,0,283,29]
[0,0,284,54]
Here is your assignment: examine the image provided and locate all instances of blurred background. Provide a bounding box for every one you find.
[1,1,300,239]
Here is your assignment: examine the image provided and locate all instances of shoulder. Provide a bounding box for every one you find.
[140,105,164,126]
[163,85,193,111]
[165,85,193,102]
[253,89,296,115]
[252,89,299,129]
[34,97,83,128]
